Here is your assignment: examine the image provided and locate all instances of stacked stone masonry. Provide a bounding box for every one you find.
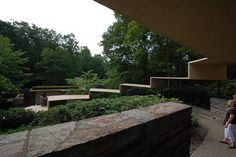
[0,102,192,157]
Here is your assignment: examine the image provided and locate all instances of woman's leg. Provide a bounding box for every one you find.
[228,124,236,147]
[221,127,230,144]
[225,127,229,138]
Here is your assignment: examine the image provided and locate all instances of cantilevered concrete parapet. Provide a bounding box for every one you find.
[188,58,227,80]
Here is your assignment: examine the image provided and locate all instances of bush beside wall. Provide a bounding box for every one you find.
[158,86,210,109]
[0,95,179,134]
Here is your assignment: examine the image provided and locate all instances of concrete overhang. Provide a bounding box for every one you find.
[95,0,236,64]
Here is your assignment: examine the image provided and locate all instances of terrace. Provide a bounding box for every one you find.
[1,0,236,157]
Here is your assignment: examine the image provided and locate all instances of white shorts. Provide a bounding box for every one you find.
[225,124,236,142]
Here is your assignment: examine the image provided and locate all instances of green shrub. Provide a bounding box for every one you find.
[37,95,178,126]
[122,88,158,96]
[31,86,77,90]
[89,92,119,99]
[66,95,180,121]
[206,80,236,99]
[66,70,106,94]
[191,115,199,126]
[0,108,35,129]
[0,95,179,134]
[0,75,19,109]
[158,85,210,108]
[36,106,72,126]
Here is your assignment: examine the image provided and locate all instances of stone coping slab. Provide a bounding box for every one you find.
[0,102,191,157]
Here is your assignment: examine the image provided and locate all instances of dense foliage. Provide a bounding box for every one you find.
[159,85,210,109]
[0,35,28,89]
[0,20,106,87]
[0,108,35,130]
[206,80,236,99]
[0,35,28,105]
[66,70,105,94]
[111,84,210,108]
[0,95,179,134]
[101,13,202,84]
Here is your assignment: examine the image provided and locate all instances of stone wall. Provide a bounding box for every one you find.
[210,97,228,119]
[0,102,192,157]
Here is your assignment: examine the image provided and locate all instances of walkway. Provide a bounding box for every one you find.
[191,107,236,157]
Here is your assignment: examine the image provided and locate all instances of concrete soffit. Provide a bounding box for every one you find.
[94,0,236,65]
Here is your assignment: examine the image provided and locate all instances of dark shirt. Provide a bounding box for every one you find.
[228,107,236,124]
[223,112,230,125]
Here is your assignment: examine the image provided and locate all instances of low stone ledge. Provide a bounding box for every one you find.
[0,131,29,157]
[0,102,192,157]
[27,122,76,157]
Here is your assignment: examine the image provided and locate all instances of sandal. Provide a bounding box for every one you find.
[219,140,228,144]
[228,146,236,149]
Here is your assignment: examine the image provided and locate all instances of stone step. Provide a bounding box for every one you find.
[89,88,120,94]
[120,83,151,88]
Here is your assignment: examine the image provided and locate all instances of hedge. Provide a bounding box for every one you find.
[0,108,35,130]
[37,95,179,126]
[158,86,210,109]
[0,95,179,134]
[117,86,210,108]
[206,80,236,99]
[31,86,78,90]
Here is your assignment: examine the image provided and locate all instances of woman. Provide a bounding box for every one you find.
[220,101,231,144]
[223,99,236,148]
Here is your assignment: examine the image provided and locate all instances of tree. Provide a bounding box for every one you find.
[0,20,81,85]
[36,47,76,85]
[0,35,28,94]
[66,70,101,94]
[101,14,136,83]
[0,20,106,86]
[89,54,106,78]
[124,21,154,82]
[101,13,202,84]
[76,46,106,78]
[77,46,92,73]
[0,76,18,94]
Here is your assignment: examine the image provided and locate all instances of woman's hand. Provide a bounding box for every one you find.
[225,114,235,128]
